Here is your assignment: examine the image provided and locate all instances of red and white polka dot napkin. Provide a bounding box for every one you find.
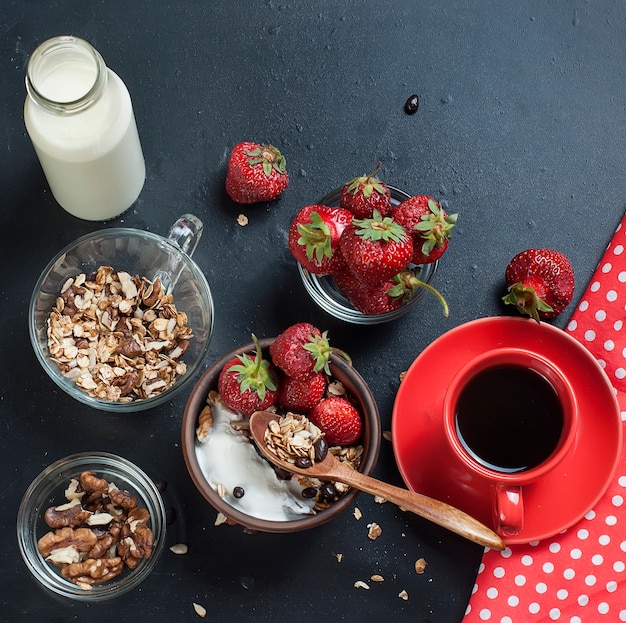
[464,214,626,623]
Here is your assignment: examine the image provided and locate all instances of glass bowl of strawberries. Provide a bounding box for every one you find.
[293,182,455,325]
[181,323,382,533]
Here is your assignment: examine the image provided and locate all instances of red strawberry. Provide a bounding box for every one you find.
[393,195,457,264]
[308,397,363,446]
[278,371,328,412]
[340,163,392,218]
[332,267,449,316]
[225,142,289,204]
[288,205,353,275]
[502,249,575,322]
[269,323,332,378]
[339,210,413,285]
[218,335,279,415]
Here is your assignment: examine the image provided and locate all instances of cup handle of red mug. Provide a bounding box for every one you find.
[493,484,523,536]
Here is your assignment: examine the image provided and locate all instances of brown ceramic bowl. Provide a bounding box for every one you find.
[181,337,381,533]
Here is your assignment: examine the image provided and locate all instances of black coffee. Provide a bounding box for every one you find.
[455,364,564,473]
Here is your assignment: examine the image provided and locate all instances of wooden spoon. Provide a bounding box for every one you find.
[249,411,505,550]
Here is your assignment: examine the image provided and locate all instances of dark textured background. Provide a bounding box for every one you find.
[1,1,625,621]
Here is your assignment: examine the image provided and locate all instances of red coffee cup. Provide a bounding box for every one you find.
[443,348,578,536]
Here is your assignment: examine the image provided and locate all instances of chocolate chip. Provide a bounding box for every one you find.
[301,487,317,499]
[294,456,312,469]
[404,94,419,115]
[319,483,336,502]
[233,486,245,498]
[314,438,328,462]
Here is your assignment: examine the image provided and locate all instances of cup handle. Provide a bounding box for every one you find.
[167,214,203,257]
[493,484,523,537]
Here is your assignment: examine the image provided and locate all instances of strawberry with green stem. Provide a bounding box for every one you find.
[270,323,336,379]
[332,266,449,316]
[225,142,289,204]
[288,205,353,275]
[218,334,279,415]
[340,162,392,218]
[502,248,575,322]
[339,210,413,285]
[393,195,458,265]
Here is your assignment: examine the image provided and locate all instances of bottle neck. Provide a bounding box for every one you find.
[25,35,107,115]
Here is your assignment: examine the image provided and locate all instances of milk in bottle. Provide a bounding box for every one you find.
[24,36,145,221]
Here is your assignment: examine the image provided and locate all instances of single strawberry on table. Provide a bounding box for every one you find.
[308,396,363,446]
[392,195,457,264]
[269,322,333,378]
[225,142,289,204]
[339,210,413,285]
[218,335,279,415]
[340,162,392,219]
[278,370,328,413]
[288,204,353,275]
[502,248,575,322]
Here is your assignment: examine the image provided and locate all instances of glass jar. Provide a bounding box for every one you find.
[24,35,146,221]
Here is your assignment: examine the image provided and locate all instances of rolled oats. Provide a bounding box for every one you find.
[415,557,427,574]
[169,544,188,555]
[193,602,207,617]
[367,522,382,540]
[46,266,193,402]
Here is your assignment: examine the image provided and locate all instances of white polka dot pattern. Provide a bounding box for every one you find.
[465,218,626,622]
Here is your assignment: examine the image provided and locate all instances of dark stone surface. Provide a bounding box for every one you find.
[1,1,625,621]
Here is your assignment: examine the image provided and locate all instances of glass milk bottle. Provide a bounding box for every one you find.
[24,36,146,221]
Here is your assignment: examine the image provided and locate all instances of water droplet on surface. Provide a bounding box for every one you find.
[240,576,255,590]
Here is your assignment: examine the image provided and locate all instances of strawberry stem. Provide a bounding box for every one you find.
[502,283,553,323]
[402,271,449,317]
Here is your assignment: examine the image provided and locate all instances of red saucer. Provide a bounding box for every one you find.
[391,316,622,545]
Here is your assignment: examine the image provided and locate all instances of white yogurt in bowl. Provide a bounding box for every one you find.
[194,394,315,521]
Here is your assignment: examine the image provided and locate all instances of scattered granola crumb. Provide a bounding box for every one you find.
[382,430,392,442]
[398,589,409,601]
[169,543,188,555]
[367,522,382,540]
[336,553,343,563]
[370,574,384,582]
[373,496,386,504]
[193,602,207,617]
[399,371,407,382]
[353,507,362,520]
[354,580,370,590]
[415,558,427,574]
[237,214,248,226]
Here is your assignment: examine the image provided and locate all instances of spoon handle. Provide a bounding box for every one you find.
[336,463,505,550]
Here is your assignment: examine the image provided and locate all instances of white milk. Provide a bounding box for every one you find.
[24,37,145,221]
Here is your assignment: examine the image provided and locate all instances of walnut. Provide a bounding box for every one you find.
[79,471,109,503]
[61,557,124,585]
[37,527,98,558]
[88,532,117,560]
[44,498,92,528]
[109,487,138,510]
